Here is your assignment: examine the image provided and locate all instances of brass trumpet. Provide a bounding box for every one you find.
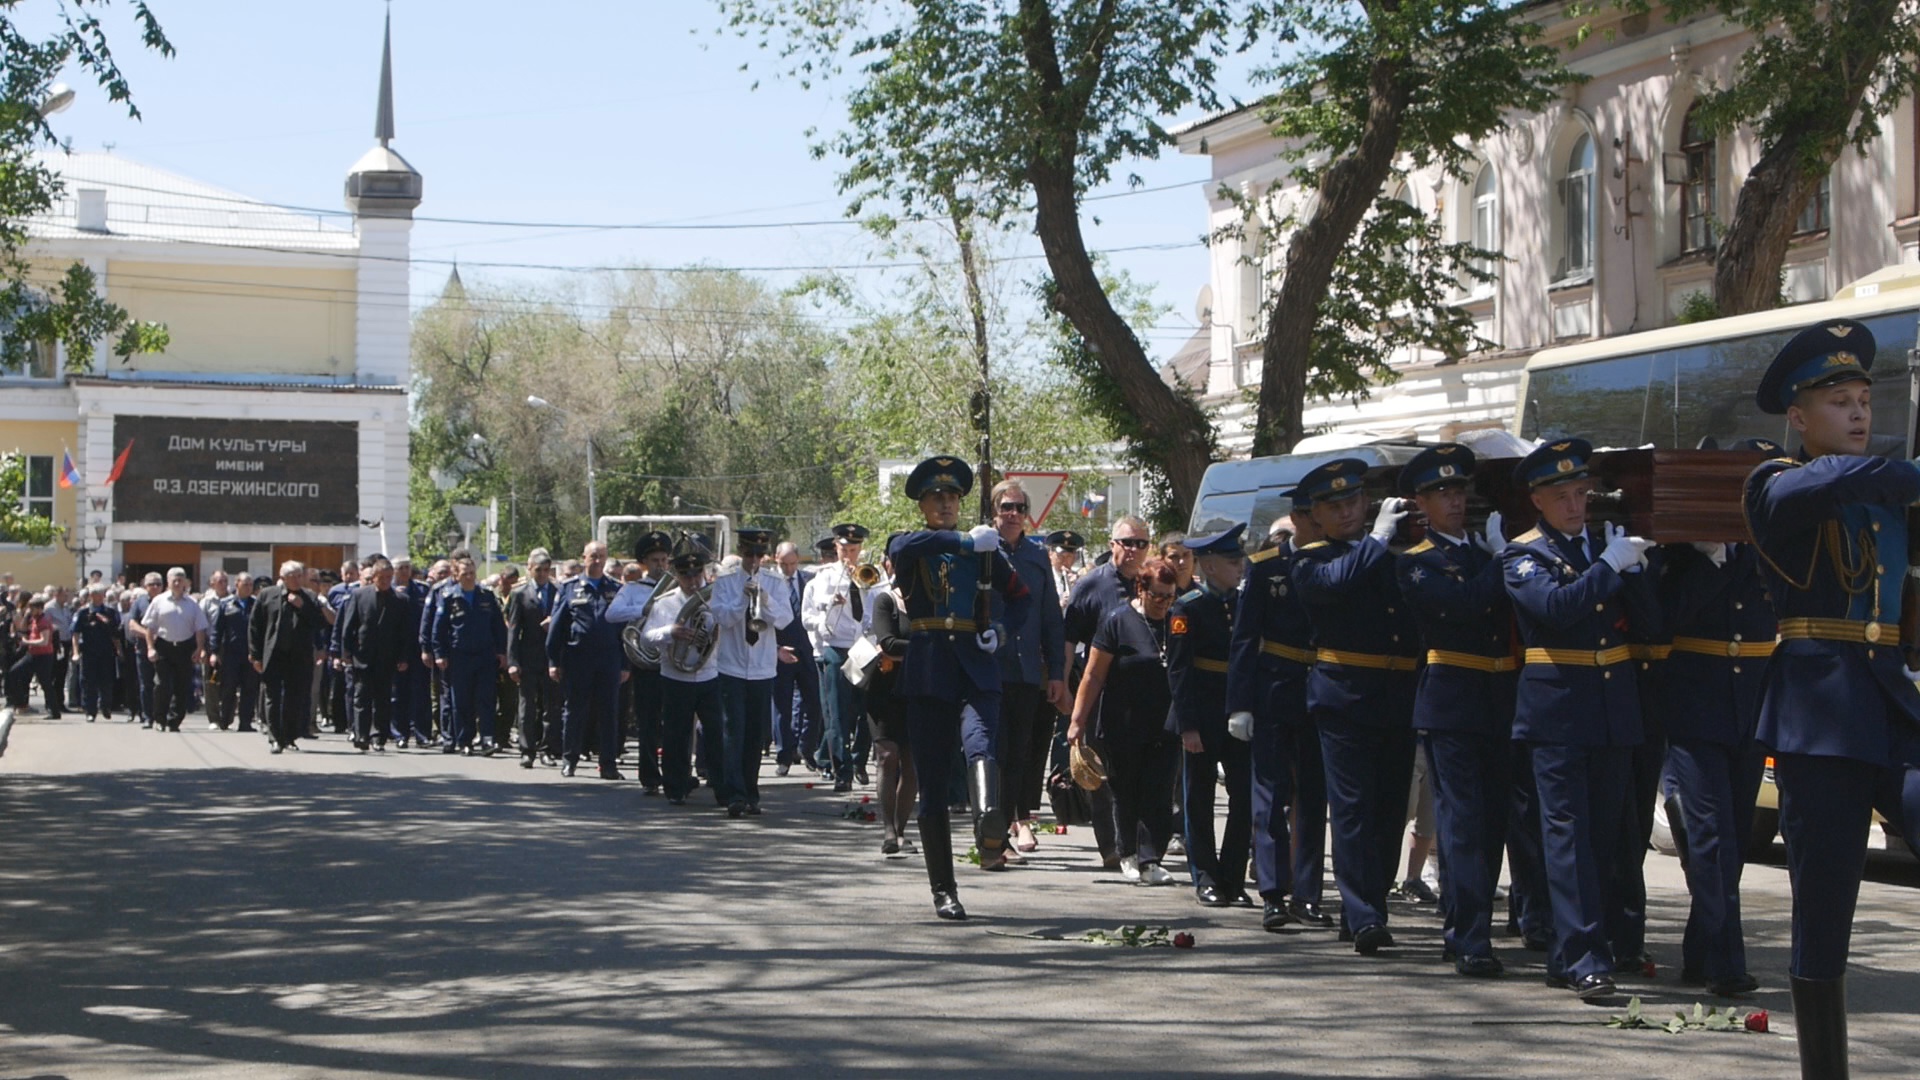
[853,562,885,589]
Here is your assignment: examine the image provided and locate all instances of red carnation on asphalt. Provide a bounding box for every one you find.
[1172,932,1195,949]
[804,782,815,789]
[1641,960,1657,978]
[861,795,871,804]
[1745,1010,1769,1034]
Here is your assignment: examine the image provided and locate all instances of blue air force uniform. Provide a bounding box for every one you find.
[1167,525,1251,905]
[212,591,259,731]
[429,581,507,751]
[390,576,432,745]
[75,600,122,719]
[1290,458,1422,949]
[1394,445,1517,972]
[1502,439,1659,992]
[546,573,628,770]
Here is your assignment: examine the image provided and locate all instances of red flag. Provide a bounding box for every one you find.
[104,440,133,485]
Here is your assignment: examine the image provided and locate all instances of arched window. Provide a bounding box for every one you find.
[1681,105,1716,254]
[1560,133,1595,278]
[1469,166,1498,293]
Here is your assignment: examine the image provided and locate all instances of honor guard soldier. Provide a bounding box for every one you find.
[1168,524,1253,907]
[429,556,508,755]
[887,455,1032,920]
[1745,321,1920,1078]
[1501,438,1659,1002]
[547,540,631,779]
[74,582,122,723]
[1291,459,1423,955]
[1653,437,1781,999]
[1228,492,1332,932]
[628,531,674,793]
[1394,445,1514,977]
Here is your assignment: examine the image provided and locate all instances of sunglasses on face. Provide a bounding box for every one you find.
[1113,537,1150,550]
[1144,589,1177,601]
[998,502,1028,513]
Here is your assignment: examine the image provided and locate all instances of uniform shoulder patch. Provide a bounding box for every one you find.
[1179,587,1206,604]
[1296,540,1331,551]
[1169,614,1189,635]
[1404,539,1435,555]
[1248,546,1281,564]
[1512,527,1542,543]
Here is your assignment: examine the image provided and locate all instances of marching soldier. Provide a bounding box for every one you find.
[1744,320,1920,1077]
[1393,444,1514,977]
[547,540,630,779]
[1501,438,1658,1002]
[1168,525,1252,907]
[429,556,508,756]
[887,455,1032,919]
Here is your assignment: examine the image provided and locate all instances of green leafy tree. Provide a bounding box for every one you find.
[0,449,56,546]
[1245,0,1570,455]
[0,1,172,372]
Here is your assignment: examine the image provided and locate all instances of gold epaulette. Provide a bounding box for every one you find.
[1296,540,1331,551]
[1404,540,1435,555]
[1513,527,1542,543]
[1248,547,1281,564]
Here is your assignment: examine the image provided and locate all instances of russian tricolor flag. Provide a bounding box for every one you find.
[1078,491,1106,518]
[57,450,81,489]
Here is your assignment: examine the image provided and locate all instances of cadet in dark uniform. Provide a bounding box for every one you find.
[1654,440,1780,998]
[211,576,260,733]
[1744,320,1920,1078]
[389,559,432,748]
[1228,496,1331,932]
[1394,445,1514,977]
[886,455,1031,920]
[1168,524,1252,907]
[429,556,508,755]
[1291,458,1422,955]
[74,583,122,722]
[547,540,630,779]
[1501,439,1658,1002]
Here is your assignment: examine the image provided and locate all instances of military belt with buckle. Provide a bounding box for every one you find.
[1523,645,1633,667]
[1776,617,1900,646]
[1315,648,1418,672]
[1424,649,1517,673]
[1669,636,1778,659]
[1260,639,1314,665]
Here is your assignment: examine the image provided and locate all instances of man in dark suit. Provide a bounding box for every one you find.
[250,560,327,753]
[771,540,823,776]
[337,556,412,752]
[507,550,562,769]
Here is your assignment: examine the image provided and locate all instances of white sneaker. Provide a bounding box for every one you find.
[1118,855,1142,882]
[1141,862,1175,886]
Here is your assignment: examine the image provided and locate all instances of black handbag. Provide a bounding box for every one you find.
[1046,764,1095,827]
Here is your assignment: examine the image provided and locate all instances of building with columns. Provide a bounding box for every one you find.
[0,18,421,588]
[1173,3,1920,454]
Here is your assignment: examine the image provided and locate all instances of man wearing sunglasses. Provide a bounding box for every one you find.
[1063,513,1154,867]
[988,480,1067,858]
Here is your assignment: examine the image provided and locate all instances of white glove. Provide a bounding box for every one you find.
[1370,497,1411,544]
[1474,511,1504,554]
[976,628,999,654]
[1227,711,1254,742]
[967,524,1000,553]
[1599,521,1653,574]
[1904,665,1920,684]
[1691,541,1728,568]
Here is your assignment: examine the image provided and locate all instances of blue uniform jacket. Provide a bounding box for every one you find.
[213,596,252,661]
[1292,536,1420,725]
[1501,523,1656,747]
[1168,585,1233,740]
[1227,542,1315,720]
[1745,453,1920,763]
[544,576,625,668]
[396,579,428,658]
[993,534,1066,686]
[1397,534,1515,736]
[326,582,355,654]
[430,585,506,660]
[1653,543,1776,746]
[76,604,122,656]
[888,529,1031,698]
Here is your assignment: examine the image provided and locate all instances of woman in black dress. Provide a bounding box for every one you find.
[1066,557,1181,885]
[865,543,918,858]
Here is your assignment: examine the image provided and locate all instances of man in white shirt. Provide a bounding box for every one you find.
[141,567,210,732]
[642,534,722,806]
[803,522,873,793]
[709,526,796,817]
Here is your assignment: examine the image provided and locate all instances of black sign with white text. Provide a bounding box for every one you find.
[111,416,359,526]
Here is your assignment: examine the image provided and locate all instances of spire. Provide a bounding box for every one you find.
[442,263,466,301]
[374,6,395,147]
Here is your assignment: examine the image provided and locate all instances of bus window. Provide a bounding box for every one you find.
[1523,355,1660,447]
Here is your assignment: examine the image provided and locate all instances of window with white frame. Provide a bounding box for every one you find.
[1239,218,1270,341]
[1468,166,1498,295]
[1681,105,1716,255]
[1559,133,1596,280]
[4,454,55,541]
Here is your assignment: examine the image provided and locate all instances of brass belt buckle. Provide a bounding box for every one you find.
[1725,641,1741,657]
[944,615,955,630]
[1593,649,1608,666]
[1865,623,1883,644]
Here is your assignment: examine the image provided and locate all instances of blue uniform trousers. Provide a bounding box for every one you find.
[561,658,622,764]
[718,675,772,808]
[430,666,453,745]
[133,648,157,726]
[1608,734,1665,962]
[1423,730,1511,960]
[444,653,498,750]
[906,690,1000,826]
[1318,716,1415,934]
[390,664,431,743]
[815,647,866,783]
[773,649,822,766]
[660,676,722,801]
[1666,738,1764,982]
[629,668,664,787]
[1531,742,1629,980]
[1184,734,1252,894]
[1506,743,1552,938]
[1775,753,1920,979]
[80,649,118,718]
[1291,716,1329,906]
[1250,715,1295,901]
[214,655,259,730]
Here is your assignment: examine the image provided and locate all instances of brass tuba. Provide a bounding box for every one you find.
[621,579,670,671]
[666,583,718,674]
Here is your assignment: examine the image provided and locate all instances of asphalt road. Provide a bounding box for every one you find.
[2,714,1917,1079]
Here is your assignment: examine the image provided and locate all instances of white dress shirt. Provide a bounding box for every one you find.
[802,562,866,650]
[142,592,211,644]
[642,584,718,683]
[709,565,796,680]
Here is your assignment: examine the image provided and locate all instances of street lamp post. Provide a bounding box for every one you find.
[526,395,597,540]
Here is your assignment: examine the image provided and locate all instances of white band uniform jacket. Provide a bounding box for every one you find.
[642,585,719,683]
[802,562,869,651]
[710,566,795,680]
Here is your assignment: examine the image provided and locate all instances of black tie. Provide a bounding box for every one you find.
[849,572,864,623]
[1561,531,1591,572]
[789,576,801,615]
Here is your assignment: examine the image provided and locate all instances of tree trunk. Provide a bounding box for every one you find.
[1253,55,1409,457]
[953,204,996,524]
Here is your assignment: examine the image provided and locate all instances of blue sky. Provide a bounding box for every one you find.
[37,1,1264,361]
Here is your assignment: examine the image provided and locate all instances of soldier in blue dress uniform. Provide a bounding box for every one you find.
[1501,438,1659,1002]
[390,559,433,748]
[886,455,1032,920]
[428,556,508,755]
[1744,320,1920,1078]
[1394,444,1514,977]
[74,582,123,723]
[547,541,631,779]
[210,577,260,732]
[1168,524,1252,907]
[1228,495,1332,932]
[1653,437,1781,999]
[1290,458,1423,955]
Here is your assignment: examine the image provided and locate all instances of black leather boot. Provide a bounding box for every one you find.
[1790,975,1848,1080]
[918,814,965,920]
[969,757,1009,871]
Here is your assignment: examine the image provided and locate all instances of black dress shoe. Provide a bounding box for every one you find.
[600,767,624,781]
[1614,952,1653,975]
[1545,972,1570,990]
[561,760,578,777]
[727,801,747,818]
[746,803,762,816]
[1353,924,1394,955]
[1195,884,1229,907]
[1571,973,1618,1002]
[1262,902,1294,932]
[667,796,686,806]
[854,768,870,785]
[1521,928,1551,952]
[441,744,457,755]
[932,889,967,921]
[519,756,534,770]
[1707,972,1760,997]
[1456,954,1505,978]
[643,785,660,796]
[1288,901,1334,927]
[833,779,853,793]
[1225,890,1255,907]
